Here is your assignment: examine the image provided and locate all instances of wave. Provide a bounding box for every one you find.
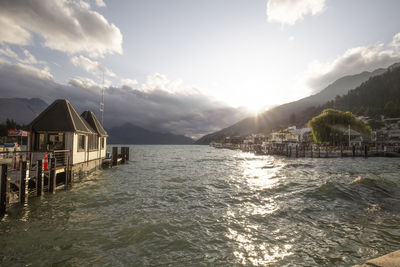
[284,163,314,169]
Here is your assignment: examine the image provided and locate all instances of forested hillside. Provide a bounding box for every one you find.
[196,64,400,144]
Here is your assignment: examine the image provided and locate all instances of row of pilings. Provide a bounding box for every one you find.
[254,143,370,158]
[0,146,130,217]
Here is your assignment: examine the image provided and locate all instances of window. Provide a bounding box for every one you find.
[48,133,64,150]
[35,132,64,150]
[35,133,46,150]
[78,135,85,151]
[101,137,105,149]
[88,134,98,150]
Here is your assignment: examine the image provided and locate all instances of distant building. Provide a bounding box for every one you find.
[288,126,311,142]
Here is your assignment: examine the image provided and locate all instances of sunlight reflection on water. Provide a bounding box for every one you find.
[1,146,400,266]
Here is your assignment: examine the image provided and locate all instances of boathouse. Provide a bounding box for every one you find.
[28,99,107,175]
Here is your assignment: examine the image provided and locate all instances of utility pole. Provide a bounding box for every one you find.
[100,69,105,125]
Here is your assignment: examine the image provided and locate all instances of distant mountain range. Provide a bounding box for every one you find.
[0,97,48,124]
[0,98,194,145]
[195,63,400,144]
[106,123,194,144]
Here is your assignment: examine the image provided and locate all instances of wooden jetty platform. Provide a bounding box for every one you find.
[0,146,130,216]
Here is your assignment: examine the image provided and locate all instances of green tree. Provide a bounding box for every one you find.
[308,109,371,145]
[366,119,385,130]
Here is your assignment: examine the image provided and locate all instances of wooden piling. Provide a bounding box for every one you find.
[0,164,7,215]
[311,145,313,158]
[65,155,70,188]
[296,145,298,158]
[364,145,368,158]
[340,146,343,157]
[124,147,129,161]
[36,160,44,196]
[289,147,292,157]
[19,161,27,203]
[352,145,356,157]
[112,147,118,166]
[49,157,56,193]
[121,147,126,164]
[318,145,321,158]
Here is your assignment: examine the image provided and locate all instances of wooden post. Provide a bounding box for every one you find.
[65,155,70,188]
[124,146,129,161]
[325,146,328,158]
[364,145,368,158]
[286,144,289,157]
[121,147,126,164]
[49,157,56,193]
[0,164,7,215]
[311,145,313,158]
[296,145,298,158]
[36,160,44,196]
[340,146,343,157]
[352,145,356,157]
[112,147,118,166]
[318,145,321,158]
[19,161,27,203]
[289,147,292,157]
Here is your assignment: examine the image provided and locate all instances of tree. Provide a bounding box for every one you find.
[366,119,385,130]
[308,109,371,145]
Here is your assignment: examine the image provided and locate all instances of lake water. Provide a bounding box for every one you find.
[1,145,400,266]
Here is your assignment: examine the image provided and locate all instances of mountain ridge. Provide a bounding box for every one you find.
[0,97,48,124]
[195,63,399,144]
[106,123,194,145]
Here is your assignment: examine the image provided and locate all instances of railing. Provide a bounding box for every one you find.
[0,150,70,172]
[53,150,70,168]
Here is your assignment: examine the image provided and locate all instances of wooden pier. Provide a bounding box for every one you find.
[255,144,374,158]
[0,146,130,217]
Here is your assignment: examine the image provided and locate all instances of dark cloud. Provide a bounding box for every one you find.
[0,59,249,138]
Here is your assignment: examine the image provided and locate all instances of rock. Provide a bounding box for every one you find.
[354,250,400,267]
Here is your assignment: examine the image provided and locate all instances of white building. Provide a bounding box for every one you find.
[29,99,108,174]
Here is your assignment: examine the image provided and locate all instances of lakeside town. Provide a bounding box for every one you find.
[210,113,400,158]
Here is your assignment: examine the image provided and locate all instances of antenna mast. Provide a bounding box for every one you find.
[100,70,105,125]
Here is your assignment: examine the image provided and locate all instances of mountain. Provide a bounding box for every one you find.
[107,123,194,144]
[0,98,48,124]
[319,64,400,118]
[196,64,399,144]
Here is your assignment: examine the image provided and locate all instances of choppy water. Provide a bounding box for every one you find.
[1,145,400,266]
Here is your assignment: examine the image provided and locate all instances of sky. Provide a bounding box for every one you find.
[1,0,400,138]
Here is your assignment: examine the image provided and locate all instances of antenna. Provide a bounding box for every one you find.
[100,69,105,125]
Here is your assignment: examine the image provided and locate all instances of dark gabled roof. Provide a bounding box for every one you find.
[81,110,108,137]
[29,99,94,134]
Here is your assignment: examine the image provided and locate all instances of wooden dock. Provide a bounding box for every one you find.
[0,146,130,217]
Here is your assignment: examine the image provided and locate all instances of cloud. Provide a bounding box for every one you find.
[0,57,52,81]
[306,33,400,92]
[71,55,116,77]
[0,0,122,57]
[140,73,198,95]
[0,60,249,138]
[120,78,138,87]
[390,32,400,48]
[0,17,31,45]
[0,46,18,59]
[95,0,106,7]
[267,0,326,25]
[68,77,99,89]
